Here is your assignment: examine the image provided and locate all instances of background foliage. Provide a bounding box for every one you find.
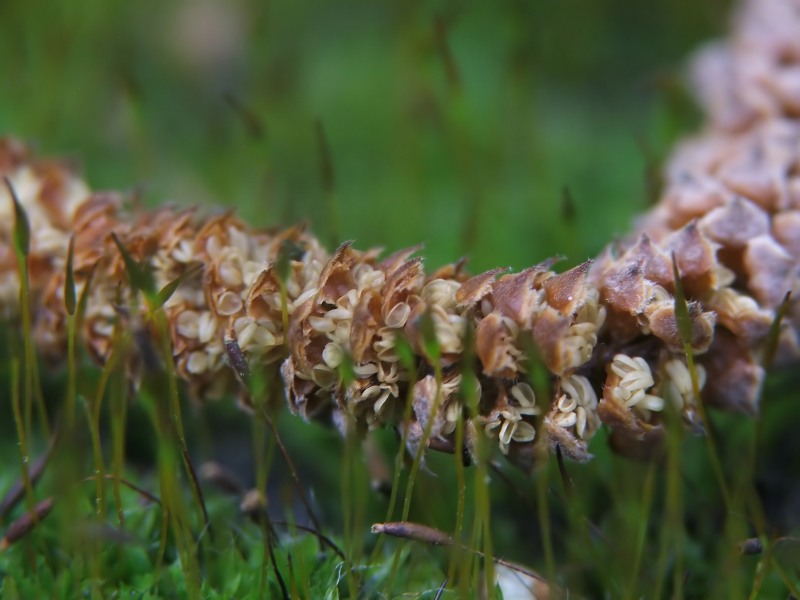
[1,0,732,266]
[6,0,800,598]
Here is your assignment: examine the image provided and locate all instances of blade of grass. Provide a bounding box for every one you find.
[444,319,477,590]
[368,335,417,569]
[6,178,50,443]
[64,236,78,430]
[653,391,685,598]
[624,462,656,600]
[761,291,791,371]
[401,310,444,522]
[8,359,36,517]
[671,252,730,508]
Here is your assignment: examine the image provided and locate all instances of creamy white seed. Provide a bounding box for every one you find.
[237,321,258,348]
[252,324,276,347]
[329,321,351,346]
[662,359,707,410]
[311,364,337,389]
[353,264,385,290]
[353,363,379,377]
[172,240,195,263]
[322,342,344,369]
[385,302,411,328]
[554,411,577,428]
[421,279,460,309]
[512,421,536,444]
[360,385,382,401]
[186,351,209,374]
[309,315,336,333]
[510,382,537,410]
[561,374,598,409]
[218,259,243,288]
[326,307,352,321]
[374,328,398,361]
[91,320,114,338]
[638,394,665,411]
[216,290,243,316]
[576,407,587,438]
[197,312,218,343]
[279,275,299,298]
[557,394,577,413]
[176,310,200,338]
[292,287,318,308]
[227,226,250,256]
[205,235,222,258]
[373,389,393,415]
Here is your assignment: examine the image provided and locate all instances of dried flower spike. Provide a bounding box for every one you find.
[1,0,799,468]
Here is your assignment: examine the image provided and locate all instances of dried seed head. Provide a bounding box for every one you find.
[5,0,800,473]
[476,312,523,378]
[644,300,716,354]
[491,267,545,325]
[456,267,506,307]
[543,261,592,317]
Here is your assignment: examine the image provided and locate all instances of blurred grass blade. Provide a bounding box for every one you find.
[4,177,30,258]
[672,252,731,508]
[222,91,266,140]
[336,351,356,388]
[276,239,305,339]
[555,445,573,499]
[670,252,693,349]
[111,232,155,297]
[76,264,97,327]
[64,235,77,315]
[561,186,577,224]
[155,262,203,308]
[393,335,416,372]
[762,291,791,370]
[83,474,162,506]
[419,309,442,364]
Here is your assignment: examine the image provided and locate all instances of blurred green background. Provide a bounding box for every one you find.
[1,0,731,271]
[15,1,795,595]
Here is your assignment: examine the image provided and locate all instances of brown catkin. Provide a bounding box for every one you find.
[1,0,798,467]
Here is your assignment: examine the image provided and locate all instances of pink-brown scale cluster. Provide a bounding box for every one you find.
[590,0,800,457]
[1,0,799,468]
[0,144,609,463]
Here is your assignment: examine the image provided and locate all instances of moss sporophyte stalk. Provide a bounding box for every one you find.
[1,0,799,471]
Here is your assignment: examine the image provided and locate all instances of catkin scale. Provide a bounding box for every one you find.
[2,0,800,467]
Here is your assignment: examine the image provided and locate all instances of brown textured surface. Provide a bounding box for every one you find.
[1,0,799,467]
